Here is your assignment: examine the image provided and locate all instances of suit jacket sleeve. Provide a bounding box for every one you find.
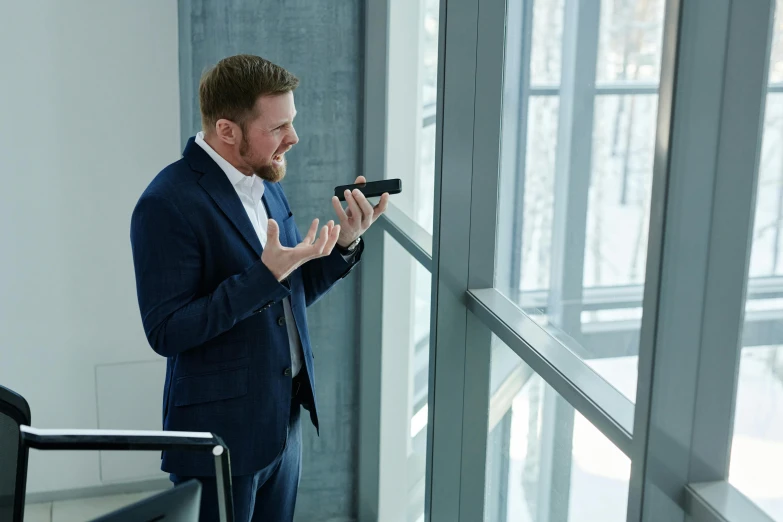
[130,193,291,357]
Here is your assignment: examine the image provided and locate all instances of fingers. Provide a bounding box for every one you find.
[266,219,281,246]
[313,225,330,252]
[303,218,320,245]
[373,193,390,220]
[309,222,340,256]
[344,189,361,223]
[323,223,340,255]
[353,189,374,227]
[354,175,367,185]
[332,196,349,222]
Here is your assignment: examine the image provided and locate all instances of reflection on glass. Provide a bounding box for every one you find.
[485,340,630,522]
[495,0,668,400]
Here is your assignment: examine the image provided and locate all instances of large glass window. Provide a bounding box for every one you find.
[495,0,668,401]
[484,340,630,522]
[368,0,779,519]
[387,0,439,234]
[728,4,783,516]
[381,233,432,522]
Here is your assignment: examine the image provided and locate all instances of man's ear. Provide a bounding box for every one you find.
[215,119,239,145]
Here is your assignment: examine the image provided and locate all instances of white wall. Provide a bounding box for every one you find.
[0,0,180,494]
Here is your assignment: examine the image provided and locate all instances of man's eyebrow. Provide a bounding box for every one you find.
[275,110,297,127]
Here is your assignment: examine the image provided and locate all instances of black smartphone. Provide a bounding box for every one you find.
[334,179,402,201]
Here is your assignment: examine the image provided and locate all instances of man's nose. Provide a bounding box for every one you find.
[289,128,299,146]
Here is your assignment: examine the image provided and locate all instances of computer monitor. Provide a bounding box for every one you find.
[90,479,201,522]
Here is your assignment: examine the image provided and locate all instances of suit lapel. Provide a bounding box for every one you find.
[184,139,264,257]
[262,182,293,247]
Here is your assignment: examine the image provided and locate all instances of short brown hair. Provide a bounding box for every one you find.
[199,54,299,133]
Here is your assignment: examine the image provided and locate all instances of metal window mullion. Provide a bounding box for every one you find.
[496,0,533,303]
[689,0,774,483]
[455,0,511,513]
[424,0,481,519]
[629,0,774,521]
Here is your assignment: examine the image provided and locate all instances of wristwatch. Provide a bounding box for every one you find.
[337,236,362,254]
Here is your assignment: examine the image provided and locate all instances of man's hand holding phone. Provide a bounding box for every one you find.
[261,218,341,282]
[331,175,390,248]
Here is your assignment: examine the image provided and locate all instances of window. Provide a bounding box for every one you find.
[386,0,439,234]
[485,340,630,522]
[380,233,432,522]
[495,0,667,401]
[363,0,777,520]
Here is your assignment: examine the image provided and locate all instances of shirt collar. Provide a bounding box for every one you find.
[195,132,265,200]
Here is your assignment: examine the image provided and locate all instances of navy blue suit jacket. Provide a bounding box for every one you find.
[130,138,362,477]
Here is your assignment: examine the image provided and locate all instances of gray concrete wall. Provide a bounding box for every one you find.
[178,2,364,520]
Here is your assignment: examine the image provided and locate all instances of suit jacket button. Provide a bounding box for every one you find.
[283,368,292,377]
[277,316,285,326]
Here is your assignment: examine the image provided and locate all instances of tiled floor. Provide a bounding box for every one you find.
[24,489,167,522]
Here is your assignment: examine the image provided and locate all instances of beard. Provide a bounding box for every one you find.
[240,134,286,183]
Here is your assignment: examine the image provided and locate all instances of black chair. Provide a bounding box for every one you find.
[0,384,235,522]
[0,383,30,522]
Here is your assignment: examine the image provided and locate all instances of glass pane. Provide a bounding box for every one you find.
[418,0,439,234]
[382,233,432,522]
[595,0,666,85]
[484,340,630,522]
[530,0,565,87]
[418,122,437,234]
[386,0,439,234]
[728,91,783,519]
[520,96,560,292]
[770,1,783,84]
[421,0,439,107]
[495,0,668,401]
[585,94,658,288]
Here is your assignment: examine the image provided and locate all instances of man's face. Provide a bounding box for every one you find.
[238,92,299,183]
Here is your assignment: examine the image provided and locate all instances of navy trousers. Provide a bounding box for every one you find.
[171,400,302,522]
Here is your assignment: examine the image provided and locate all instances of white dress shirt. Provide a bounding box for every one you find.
[196,132,303,378]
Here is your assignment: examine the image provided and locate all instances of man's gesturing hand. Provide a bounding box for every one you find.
[261,218,341,282]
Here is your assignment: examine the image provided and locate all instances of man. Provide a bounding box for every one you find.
[130,54,388,521]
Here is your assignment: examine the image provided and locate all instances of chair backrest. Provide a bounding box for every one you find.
[0,385,31,522]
